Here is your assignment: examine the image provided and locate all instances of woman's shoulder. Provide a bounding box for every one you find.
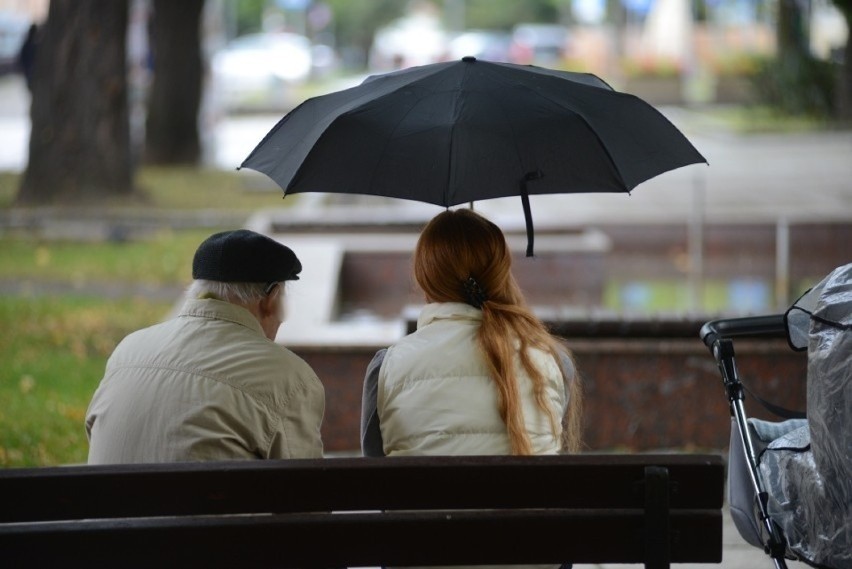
[555,347,576,380]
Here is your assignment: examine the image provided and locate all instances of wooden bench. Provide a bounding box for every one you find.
[0,453,723,568]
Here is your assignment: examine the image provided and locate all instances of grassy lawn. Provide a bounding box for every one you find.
[0,166,294,210]
[0,226,202,466]
[694,105,835,134]
[2,228,210,285]
[0,296,172,467]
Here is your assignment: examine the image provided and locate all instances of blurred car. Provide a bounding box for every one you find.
[210,32,312,112]
[0,11,29,76]
[310,43,339,79]
[509,23,571,66]
[448,29,513,62]
[368,10,448,71]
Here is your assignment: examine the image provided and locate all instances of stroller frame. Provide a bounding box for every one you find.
[701,315,791,569]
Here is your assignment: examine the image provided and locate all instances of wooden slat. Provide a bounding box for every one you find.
[0,509,722,568]
[0,454,724,523]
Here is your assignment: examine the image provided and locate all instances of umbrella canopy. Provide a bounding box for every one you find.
[240,56,707,255]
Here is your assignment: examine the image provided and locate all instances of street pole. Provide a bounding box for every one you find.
[775,217,790,310]
[689,169,705,313]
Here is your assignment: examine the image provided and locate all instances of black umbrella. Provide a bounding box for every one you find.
[240,56,707,256]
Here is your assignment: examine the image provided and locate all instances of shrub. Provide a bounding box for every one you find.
[750,54,837,118]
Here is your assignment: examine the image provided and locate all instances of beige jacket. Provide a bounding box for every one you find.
[85,298,325,463]
[378,302,568,456]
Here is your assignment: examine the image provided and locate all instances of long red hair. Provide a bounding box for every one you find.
[413,208,582,453]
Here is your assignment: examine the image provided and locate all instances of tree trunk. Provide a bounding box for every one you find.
[776,0,808,60]
[17,0,133,206]
[144,0,204,165]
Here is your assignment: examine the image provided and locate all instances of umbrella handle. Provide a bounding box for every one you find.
[520,171,542,258]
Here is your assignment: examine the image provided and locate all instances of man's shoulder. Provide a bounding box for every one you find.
[110,318,174,352]
[267,343,313,372]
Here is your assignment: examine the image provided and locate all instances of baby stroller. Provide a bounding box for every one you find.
[700,263,851,569]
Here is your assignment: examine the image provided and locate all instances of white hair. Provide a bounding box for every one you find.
[186,280,281,304]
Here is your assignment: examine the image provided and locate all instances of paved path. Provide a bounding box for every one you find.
[574,503,808,568]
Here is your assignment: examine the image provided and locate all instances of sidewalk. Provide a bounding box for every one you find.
[575,503,808,568]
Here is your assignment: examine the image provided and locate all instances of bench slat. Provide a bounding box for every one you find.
[1,509,722,567]
[0,454,724,523]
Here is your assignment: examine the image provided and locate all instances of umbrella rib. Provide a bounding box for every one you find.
[361,63,472,203]
[470,66,629,193]
[445,72,469,206]
[363,103,440,204]
[486,68,635,189]
[534,89,632,189]
[470,71,529,197]
[514,79,705,188]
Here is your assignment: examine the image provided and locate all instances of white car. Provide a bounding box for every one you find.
[448,30,513,62]
[210,32,312,112]
[510,23,571,66]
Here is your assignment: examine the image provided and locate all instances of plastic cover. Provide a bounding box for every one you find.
[760,262,852,569]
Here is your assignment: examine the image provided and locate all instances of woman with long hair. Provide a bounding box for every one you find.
[361,208,582,457]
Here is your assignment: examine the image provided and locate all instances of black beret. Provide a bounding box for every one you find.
[192,229,301,283]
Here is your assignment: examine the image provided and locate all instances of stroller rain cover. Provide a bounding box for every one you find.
[759,262,852,569]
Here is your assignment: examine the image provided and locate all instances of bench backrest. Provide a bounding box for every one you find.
[0,453,724,568]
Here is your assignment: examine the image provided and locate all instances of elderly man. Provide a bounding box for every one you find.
[85,229,325,463]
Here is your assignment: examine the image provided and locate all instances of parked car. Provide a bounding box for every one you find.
[509,23,571,66]
[368,11,448,71]
[448,29,513,62]
[210,32,312,112]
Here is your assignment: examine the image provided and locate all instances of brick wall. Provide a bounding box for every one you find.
[294,337,807,454]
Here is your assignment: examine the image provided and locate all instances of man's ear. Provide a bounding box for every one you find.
[259,286,280,316]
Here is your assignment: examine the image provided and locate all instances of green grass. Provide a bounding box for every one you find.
[135,166,286,210]
[602,278,771,314]
[0,296,172,467]
[1,229,209,285]
[695,105,834,134]
[0,166,299,211]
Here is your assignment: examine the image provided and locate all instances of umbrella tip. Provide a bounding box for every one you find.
[462,56,477,63]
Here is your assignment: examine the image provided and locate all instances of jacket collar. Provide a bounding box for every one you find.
[417,302,482,330]
[179,297,265,336]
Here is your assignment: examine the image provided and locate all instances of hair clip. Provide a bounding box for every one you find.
[463,277,488,309]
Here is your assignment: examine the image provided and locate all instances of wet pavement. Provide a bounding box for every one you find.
[575,503,809,568]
